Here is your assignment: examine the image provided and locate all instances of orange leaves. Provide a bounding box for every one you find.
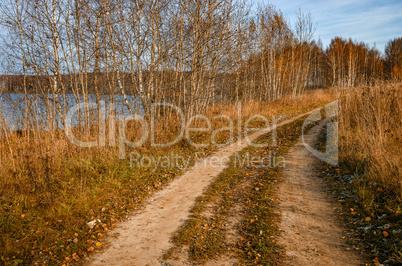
[86,241,102,252]
[65,252,80,262]
[382,231,389,237]
[102,223,108,232]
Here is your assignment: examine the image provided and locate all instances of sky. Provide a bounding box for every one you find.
[259,0,402,54]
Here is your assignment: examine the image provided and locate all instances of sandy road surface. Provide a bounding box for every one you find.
[277,120,363,265]
[87,110,318,265]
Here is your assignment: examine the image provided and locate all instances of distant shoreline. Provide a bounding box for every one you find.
[0,91,138,96]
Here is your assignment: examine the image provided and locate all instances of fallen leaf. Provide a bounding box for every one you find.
[365,217,371,222]
[87,246,94,252]
[87,219,101,229]
[21,214,26,218]
[250,219,255,223]
[96,242,102,247]
[383,231,389,237]
[350,208,354,212]
[373,257,380,266]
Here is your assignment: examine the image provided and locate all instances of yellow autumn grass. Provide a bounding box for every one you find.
[339,82,402,201]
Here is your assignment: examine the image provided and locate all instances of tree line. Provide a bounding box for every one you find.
[0,0,401,130]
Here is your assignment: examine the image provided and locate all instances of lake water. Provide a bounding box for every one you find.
[0,93,139,131]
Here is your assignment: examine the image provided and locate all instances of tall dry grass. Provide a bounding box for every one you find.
[339,82,402,201]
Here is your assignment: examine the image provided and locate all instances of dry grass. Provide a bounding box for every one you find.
[339,82,402,201]
[0,89,335,265]
[315,82,402,264]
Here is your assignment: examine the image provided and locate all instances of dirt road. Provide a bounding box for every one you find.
[276,120,363,265]
[87,111,316,265]
[87,109,363,265]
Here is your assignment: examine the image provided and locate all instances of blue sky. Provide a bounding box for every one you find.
[259,0,402,54]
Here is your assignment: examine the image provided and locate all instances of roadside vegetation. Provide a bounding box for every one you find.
[316,82,401,265]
